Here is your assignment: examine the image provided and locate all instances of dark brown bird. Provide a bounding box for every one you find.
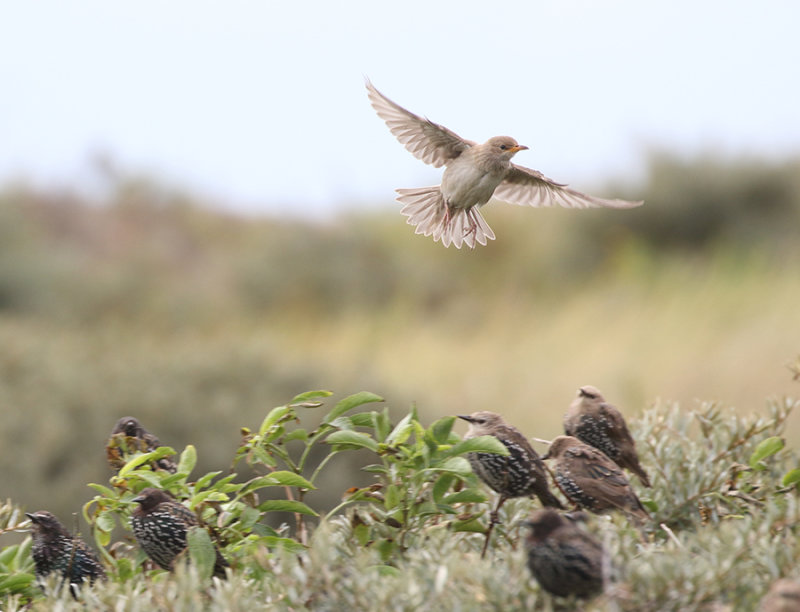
[564,385,651,487]
[26,511,105,592]
[459,411,563,557]
[544,436,649,522]
[107,416,177,473]
[758,578,800,612]
[525,508,605,599]
[131,488,228,579]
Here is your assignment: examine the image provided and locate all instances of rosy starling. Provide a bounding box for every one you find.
[367,80,642,248]
[27,511,105,592]
[564,385,651,487]
[525,508,605,599]
[544,436,649,522]
[131,488,228,579]
[459,411,562,557]
[107,416,177,473]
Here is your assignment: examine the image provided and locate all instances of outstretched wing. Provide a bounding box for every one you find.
[366,79,473,168]
[495,164,643,209]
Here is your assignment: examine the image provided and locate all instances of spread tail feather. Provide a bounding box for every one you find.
[396,187,495,249]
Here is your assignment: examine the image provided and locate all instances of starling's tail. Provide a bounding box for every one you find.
[396,187,495,249]
[535,485,565,510]
[630,462,652,488]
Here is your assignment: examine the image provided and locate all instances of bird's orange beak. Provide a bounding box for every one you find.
[510,144,529,153]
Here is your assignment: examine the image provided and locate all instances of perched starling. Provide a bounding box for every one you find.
[544,436,649,522]
[758,578,800,612]
[131,488,228,579]
[107,416,177,473]
[459,411,563,557]
[525,508,605,599]
[26,511,105,591]
[564,385,651,487]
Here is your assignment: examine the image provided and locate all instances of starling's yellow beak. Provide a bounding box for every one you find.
[509,144,529,153]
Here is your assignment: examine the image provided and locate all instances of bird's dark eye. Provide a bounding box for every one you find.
[499,144,508,151]
[476,418,486,424]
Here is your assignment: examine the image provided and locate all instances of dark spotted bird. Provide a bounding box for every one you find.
[459,411,563,557]
[525,508,605,599]
[26,511,105,592]
[107,416,177,473]
[564,385,651,487]
[758,578,800,612]
[131,488,228,579]
[544,436,649,522]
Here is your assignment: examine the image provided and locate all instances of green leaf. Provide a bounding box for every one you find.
[322,391,384,424]
[326,430,379,452]
[432,473,456,504]
[283,428,309,442]
[431,417,455,444]
[386,412,414,446]
[260,536,307,553]
[257,499,319,516]
[262,471,315,489]
[642,499,659,513]
[369,564,400,578]
[178,444,197,475]
[86,483,116,498]
[450,517,486,533]
[782,468,800,487]
[194,471,223,491]
[187,527,216,581]
[238,506,262,530]
[259,406,291,436]
[442,490,488,505]
[290,390,333,404]
[431,457,473,476]
[749,436,784,469]
[96,510,116,534]
[373,407,391,442]
[117,447,176,477]
[441,436,510,460]
[384,484,401,510]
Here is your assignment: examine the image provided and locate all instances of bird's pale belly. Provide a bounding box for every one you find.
[441,161,505,211]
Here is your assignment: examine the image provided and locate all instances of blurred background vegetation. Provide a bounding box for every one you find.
[1,150,799,522]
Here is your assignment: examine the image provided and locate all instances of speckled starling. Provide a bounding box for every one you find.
[26,511,105,591]
[131,488,228,579]
[459,411,563,556]
[544,436,649,522]
[758,578,800,612]
[525,508,605,599]
[107,416,177,473]
[564,386,651,487]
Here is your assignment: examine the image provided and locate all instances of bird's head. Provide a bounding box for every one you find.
[457,411,506,436]
[486,136,528,159]
[25,511,67,537]
[525,508,567,541]
[132,488,174,513]
[112,416,144,438]
[578,385,603,401]
[541,435,581,460]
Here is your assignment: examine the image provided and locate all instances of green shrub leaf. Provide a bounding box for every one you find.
[749,436,784,469]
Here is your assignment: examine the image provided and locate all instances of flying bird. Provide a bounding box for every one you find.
[367,80,643,248]
[564,385,651,487]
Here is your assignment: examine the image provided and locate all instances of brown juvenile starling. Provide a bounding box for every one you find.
[367,80,642,248]
[564,385,651,487]
[758,578,800,612]
[525,508,605,599]
[26,511,105,591]
[107,416,177,473]
[544,436,649,522]
[459,411,563,557]
[131,488,228,579]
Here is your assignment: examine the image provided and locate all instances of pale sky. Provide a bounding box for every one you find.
[1,1,798,216]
